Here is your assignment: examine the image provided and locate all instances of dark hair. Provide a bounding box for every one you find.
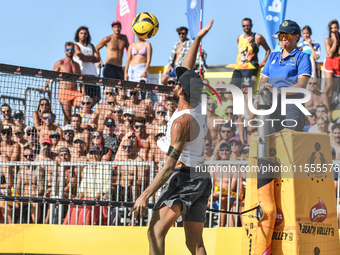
[226,106,233,111]
[165,97,176,103]
[92,131,105,146]
[242,18,252,24]
[23,147,34,154]
[176,27,188,34]
[1,103,11,111]
[328,20,340,38]
[332,123,340,132]
[37,98,50,111]
[65,41,74,48]
[316,103,328,113]
[134,117,146,125]
[302,26,312,34]
[42,109,53,116]
[219,123,236,132]
[71,114,81,120]
[74,26,91,44]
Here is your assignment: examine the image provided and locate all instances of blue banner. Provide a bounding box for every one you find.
[259,0,287,49]
[186,0,203,39]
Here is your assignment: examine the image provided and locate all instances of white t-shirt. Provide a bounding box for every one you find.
[73,42,98,76]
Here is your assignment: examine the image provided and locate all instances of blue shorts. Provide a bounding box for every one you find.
[166,65,177,77]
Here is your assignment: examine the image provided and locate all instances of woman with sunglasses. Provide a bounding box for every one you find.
[33,98,57,129]
[91,131,112,161]
[13,110,27,131]
[124,36,152,83]
[260,20,311,133]
[78,96,98,133]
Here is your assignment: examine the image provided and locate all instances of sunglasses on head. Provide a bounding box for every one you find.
[157,110,166,115]
[42,142,51,147]
[278,33,294,41]
[123,145,132,149]
[130,92,138,96]
[135,125,145,130]
[219,147,230,152]
[92,135,101,139]
[14,116,23,120]
[65,48,75,52]
[63,130,73,135]
[113,110,122,114]
[242,24,251,28]
[43,115,52,120]
[23,154,34,160]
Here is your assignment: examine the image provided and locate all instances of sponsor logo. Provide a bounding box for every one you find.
[272,231,293,241]
[310,198,327,222]
[136,83,140,88]
[79,76,83,81]
[35,70,43,78]
[282,20,289,27]
[298,221,335,236]
[314,247,320,255]
[59,73,63,78]
[14,67,21,75]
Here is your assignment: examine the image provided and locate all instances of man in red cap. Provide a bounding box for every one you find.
[96,21,129,80]
[35,136,57,162]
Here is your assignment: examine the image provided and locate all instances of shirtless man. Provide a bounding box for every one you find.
[125,90,140,111]
[23,126,40,157]
[134,117,156,161]
[160,26,193,85]
[115,87,128,108]
[49,131,61,154]
[305,78,330,119]
[42,42,84,125]
[13,126,26,159]
[70,114,90,150]
[116,109,135,137]
[95,87,116,116]
[71,135,87,162]
[114,139,144,201]
[207,98,224,147]
[0,104,14,130]
[38,110,62,143]
[97,95,116,133]
[96,21,129,80]
[165,97,177,119]
[13,110,27,130]
[58,124,76,154]
[17,148,44,224]
[0,125,20,161]
[0,154,13,223]
[112,105,124,128]
[331,124,340,159]
[150,105,167,136]
[148,126,167,173]
[213,124,235,156]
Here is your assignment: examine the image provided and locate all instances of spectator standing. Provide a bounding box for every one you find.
[231,18,270,89]
[73,26,101,104]
[96,21,129,79]
[298,26,321,78]
[42,42,84,124]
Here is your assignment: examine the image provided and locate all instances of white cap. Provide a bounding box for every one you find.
[62,124,74,132]
[123,108,135,116]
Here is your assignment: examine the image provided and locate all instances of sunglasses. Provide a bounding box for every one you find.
[43,116,52,120]
[107,101,115,105]
[14,116,23,119]
[130,92,138,96]
[82,102,91,105]
[242,24,251,28]
[92,135,101,139]
[42,142,51,147]
[65,48,75,52]
[1,131,11,135]
[157,110,166,115]
[311,114,316,118]
[23,155,34,160]
[63,131,74,135]
[105,92,114,95]
[123,145,132,149]
[113,110,122,114]
[278,33,293,41]
[309,82,318,86]
[2,110,10,114]
[219,148,230,152]
[128,136,137,140]
[50,135,60,139]
[178,32,186,35]
[243,151,249,154]
[135,125,145,129]
[207,102,216,106]
[74,140,83,144]
[124,114,132,117]
[205,143,211,147]
[230,142,240,146]
[226,112,233,116]
[40,103,49,106]
[168,81,176,86]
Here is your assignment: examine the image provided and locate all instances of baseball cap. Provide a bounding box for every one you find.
[331,147,336,157]
[219,142,231,148]
[123,108,135,116]
[167,77,176,83]
[104,117,115,126]
[41,136,52,144]
[13,126,23,134]
[62,124,74,132]
[73,134,85,143]
[1,125,12,133]
[229,136,241,144]
[242,145,250,153]
[276,20,301,35]
[25,126,37,135]
[59,147,70,155]
[49,131,60,137]
[111,21,121,27]
[89,146,101,153]
[309,109,316,115]
[13,110,24,117]
[175,67,203,95]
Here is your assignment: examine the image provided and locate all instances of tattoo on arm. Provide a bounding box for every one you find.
[167,146,181,160]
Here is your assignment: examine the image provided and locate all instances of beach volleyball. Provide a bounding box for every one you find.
[132,12,159,39]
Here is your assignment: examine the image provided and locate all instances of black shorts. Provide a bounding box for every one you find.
[103,63,124,80]
[230,69,258,88]
[85,84,101,100]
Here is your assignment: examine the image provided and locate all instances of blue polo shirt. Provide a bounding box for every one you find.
[261,47,312,89]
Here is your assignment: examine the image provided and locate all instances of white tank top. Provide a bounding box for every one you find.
[157,103,207,167]
[73,42,98,76]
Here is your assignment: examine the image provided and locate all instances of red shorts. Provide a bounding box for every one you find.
[324,57,340,77]
[59,89,83,108]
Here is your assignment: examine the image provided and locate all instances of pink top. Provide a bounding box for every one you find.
[131,43,147,56]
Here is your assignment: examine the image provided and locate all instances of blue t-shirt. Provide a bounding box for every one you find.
[261,47,312,89]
